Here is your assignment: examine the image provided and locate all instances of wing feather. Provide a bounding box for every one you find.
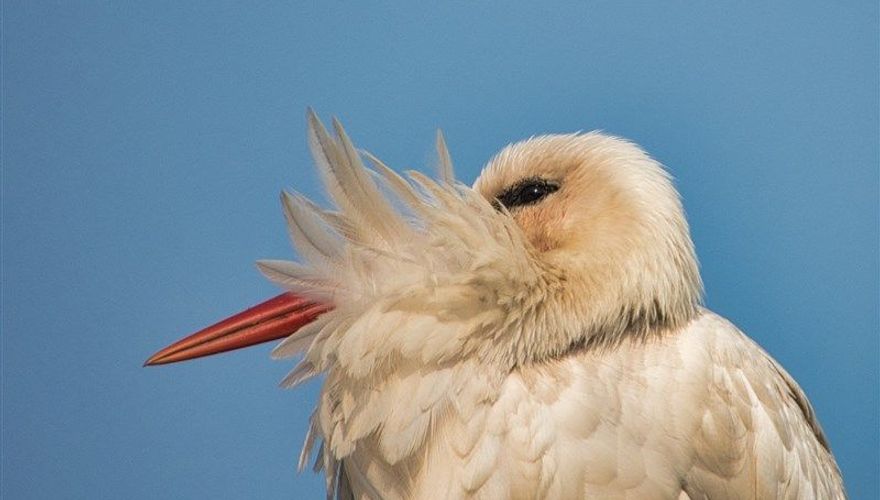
[683,315,845,499]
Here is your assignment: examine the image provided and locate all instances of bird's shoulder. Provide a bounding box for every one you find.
[658,310,845,499]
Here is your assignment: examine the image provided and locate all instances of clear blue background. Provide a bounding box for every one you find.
[3,2,877,498]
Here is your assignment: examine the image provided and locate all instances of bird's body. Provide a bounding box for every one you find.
[334,311,842,499]
[149,112,845,498]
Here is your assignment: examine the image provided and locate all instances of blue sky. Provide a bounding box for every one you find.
[2,2,877,498]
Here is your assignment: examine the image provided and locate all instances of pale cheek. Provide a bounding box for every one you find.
[517,210,563,252]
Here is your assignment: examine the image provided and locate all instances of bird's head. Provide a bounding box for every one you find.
[473,133,702,347]
[146,127,702,367]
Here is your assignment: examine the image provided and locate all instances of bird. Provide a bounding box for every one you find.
[146,110,846,499]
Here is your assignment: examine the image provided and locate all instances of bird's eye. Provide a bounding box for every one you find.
[494,178,560,210]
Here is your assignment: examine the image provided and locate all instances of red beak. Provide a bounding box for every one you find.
[144,293,331,366]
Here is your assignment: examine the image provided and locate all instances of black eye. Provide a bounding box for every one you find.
[494,178,560,210]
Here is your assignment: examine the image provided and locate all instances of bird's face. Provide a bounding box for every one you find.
[475,134,642,257]
[474,133,702,340]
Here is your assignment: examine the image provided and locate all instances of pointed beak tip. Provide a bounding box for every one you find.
[143,348,174,367]
[143,354,162,367]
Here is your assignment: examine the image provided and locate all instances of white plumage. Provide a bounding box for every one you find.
[260,111,844,499]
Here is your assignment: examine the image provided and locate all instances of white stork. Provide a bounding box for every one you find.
[147,111,845,499]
